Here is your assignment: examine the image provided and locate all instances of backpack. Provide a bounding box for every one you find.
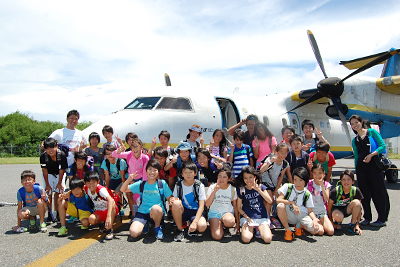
[284,184,311,207]
[289,150,309,169]
[307,180,329,208]
[176,154,198,179]
[335,184,356,204]
[258,153,288,189]
[176,179,202,204]
[84,184,121,211]
[18,184,47,207]
[138,179,167,212]
[71,156,94,177]
[43,144,69,165]
[232,144,251,164]
[105,158,128,178]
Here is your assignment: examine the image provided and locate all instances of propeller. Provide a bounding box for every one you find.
[165,73,171,86]
[288,30,398,144]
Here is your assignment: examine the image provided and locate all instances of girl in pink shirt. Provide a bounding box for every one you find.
[252,122,277,168]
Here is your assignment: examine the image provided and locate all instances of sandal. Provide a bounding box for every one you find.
[347,223,359,235]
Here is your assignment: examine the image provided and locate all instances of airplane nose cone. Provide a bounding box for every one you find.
[317,77,343,98]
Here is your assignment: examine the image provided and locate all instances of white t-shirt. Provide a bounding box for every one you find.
[86,186,110,211]
[309,180,331,214]
[173,181,206,210]
[50,128,88,166]
[278,183,314,214]
[207,184,237,214]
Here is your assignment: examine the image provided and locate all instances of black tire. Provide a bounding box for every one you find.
[385,164,398,183]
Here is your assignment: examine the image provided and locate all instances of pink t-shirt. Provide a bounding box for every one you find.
[111,150,149,181]
[252,136,278,163]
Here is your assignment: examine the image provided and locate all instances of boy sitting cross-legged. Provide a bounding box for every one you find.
[121,159,173,240]
[57,178,93,236]
[170,161,207,242]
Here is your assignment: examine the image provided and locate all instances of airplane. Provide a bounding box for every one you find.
[83,30,399,183]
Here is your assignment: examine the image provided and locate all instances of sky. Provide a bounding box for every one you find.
[0,0,399,123]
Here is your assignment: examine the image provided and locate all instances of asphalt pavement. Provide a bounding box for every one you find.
[0,159,399,267]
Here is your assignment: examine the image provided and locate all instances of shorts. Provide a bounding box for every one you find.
[66,202,92,219]
[283,204,314,231]
[109,178,122,191]
[208,210,233,220]
[332,205,351,218]
[182,208,204,223]
[132,212,164,226]
[21,205,46,216]
[94,206,119,222]
[240,217,270,227]
[43,173,65,193]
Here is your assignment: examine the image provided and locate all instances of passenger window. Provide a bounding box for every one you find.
[263,116,269,126]
[327,121,331,130]
[320,121,325,130]
[282,118,288,126]
[124,97,161,110]
[156,97,192,110]
[292,119,298,129]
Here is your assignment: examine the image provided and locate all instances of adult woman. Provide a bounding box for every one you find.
[350,115,390,227]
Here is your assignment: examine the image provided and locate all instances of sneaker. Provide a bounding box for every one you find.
[360,219,371,226]
[223,227,232,238]
[269,221,276,229]
[370,221,386,227]
[294,226,304,237]
[99,223,106,233]
[119,209,125,216]
[81,225,89,230]
[14,227,27,233]
[58,226,68,236]
[254,227,261,238]
[29,219,36,230]
[40,222,47,233]
[188,230,199,237]
[67,216,79,223]
[284,229,295,241]
[174,230,185,242]
[271,217,282,229]
[105,229,114,240]
[142,224,149,235]
[155,226,164,240]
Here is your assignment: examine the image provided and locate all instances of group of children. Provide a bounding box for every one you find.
[14,113,365,243]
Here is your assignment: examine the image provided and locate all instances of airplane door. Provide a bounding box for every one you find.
[287,112,301,134]
[215,98,240,133]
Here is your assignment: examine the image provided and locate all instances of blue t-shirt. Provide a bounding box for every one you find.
[17,186,45,207]
[129,180,172,214]
[232,144,253,178]
[69,193,93,212]
[237,184,269,220]
[101,159,128,180]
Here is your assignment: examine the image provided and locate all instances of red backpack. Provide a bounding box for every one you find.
[84,185,121,211]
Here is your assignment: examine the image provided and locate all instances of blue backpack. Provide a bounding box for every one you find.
[139,179,166,212]
[18,184,47,207]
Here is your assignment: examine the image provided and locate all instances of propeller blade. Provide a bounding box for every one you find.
[165,73,171,86]
[338,49,398,84]
[307,30,328,79]
[286,91,324,114]
[331,96,352,144]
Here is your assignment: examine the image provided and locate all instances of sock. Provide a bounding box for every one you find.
[285,228,290,231]
[295,222,301,229]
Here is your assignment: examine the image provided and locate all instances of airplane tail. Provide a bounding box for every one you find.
[381,50,400,77]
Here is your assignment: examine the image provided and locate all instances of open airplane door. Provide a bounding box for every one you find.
[287,112,301,134]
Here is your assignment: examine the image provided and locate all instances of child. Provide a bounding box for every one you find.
[301,119,330,153]
[327,170,363,235]
[252,122,277,168]
[258,142,291,228]
[196,148,223,186]
[236,166,273,243]
[40,137,68,221]
[67,151,91,180]
[83,132,104,176]
[148,130,176,160]
[287,134,310,181]
[170,162,207,242]
[206,129,228,163]
[309,141,336,182]
[84,171,118,240]
[153,147,176,190]
[13,170,48,233]
[307,164,334,236]
[102,125,120,149]
[206,166,238,240]
[124,132,138,152]
[277,167,320,241]
[181,124,204,156]
[228,129,254,178]
[121,159,173,240]
[281,125,295,144]
[57,178,93,236]
[165,141,196,181]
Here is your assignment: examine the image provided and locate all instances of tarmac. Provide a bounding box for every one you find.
[0,159,399,267]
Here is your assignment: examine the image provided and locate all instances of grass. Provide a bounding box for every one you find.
[389,153,400,159]
[0,157,39,164]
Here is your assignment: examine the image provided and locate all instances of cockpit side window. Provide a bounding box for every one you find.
[124,97,161,110]
[155,97,193,111]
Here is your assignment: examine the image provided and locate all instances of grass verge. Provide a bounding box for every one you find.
[0,157,40,164]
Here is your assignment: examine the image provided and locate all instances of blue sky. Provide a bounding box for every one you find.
[0,0,399,123]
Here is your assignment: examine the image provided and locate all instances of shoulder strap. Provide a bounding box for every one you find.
[177,180,183,200]
[284,184,293,200]
[303,189,311,207]
[307,180,314,195]
[336,185,343,203]
[56,149,61,163]
[138,180,146,207]
[193,180,201,203]
[116,158,121,172]
[231,185,235,202]
[18,187,26,206]
[157,179,167,211]
[105,159,111,173]
[350,186,356,201]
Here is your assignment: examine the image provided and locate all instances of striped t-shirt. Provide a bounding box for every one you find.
[232,144,253,178]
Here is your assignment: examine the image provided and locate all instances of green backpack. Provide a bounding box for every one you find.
[284,183,311,207]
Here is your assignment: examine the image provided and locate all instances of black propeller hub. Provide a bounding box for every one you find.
[317,77,343,98]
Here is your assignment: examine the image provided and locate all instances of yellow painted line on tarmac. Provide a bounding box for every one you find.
[26,217,131,267]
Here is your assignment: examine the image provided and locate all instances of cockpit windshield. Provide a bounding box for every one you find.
[124,96,193,111]
[124,97,161,110]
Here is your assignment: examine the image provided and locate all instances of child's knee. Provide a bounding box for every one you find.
[88,214,97,225]
[81,218,90,227]
[262,234,272,243]
[171,199,182,210]
[211,231,223,241]
[332,210,343,222]
[277,203,285,211]
[241,233,252,243]
[222,215,235,227]
[150,205,163,215]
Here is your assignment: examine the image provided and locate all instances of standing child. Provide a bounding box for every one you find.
[148,130,176,160]
[287,134,310,182]
[170,162,207,242]
[67,151,91,180]
[124,132,138,152]
[13,170,48,233]
[252,122,277,168]
[83,132,104,177]
[121,159,173,240]
[327,170,363,235]
[277,167,320,241]
[164,142,196,181]
[206,167,238,240]
[181,124,204,156]
[84,171,118,240]
[57,178,93,236]
[307,164,334,236]
[281,125,295,144]
[309,141,336,182]
[102,125,120,149]
[236,166,273,244]
[207,129,228,163]
[301,120,330,154]
[228,129,254,178]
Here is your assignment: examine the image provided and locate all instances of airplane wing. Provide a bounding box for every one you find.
[339,49,400,70]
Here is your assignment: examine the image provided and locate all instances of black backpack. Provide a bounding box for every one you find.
[175,179,202,204]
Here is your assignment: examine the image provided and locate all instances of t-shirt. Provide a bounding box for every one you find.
[173,181,206,210]
[197,161,219,184]
[278,183,314,214]
[287,150,309,172]
[85,185,110,211]
[129,180,173,214]
[329,186,364,207]
[303,133,319,153]
[308,180,331,214]
[252,136,278,163]
[261,158,289,188]
[101,159,128,180]
[17,186,45,207]
[232,144,253,178]
[102,140,120,149]
[237,184,269,219]
[206,145,227,158]
[309,151,336,174]
[244,131,255,147]
[68,193,93,212]
[40,150,68,175]
[49,128,88,166]
[67,163,86,179]
[207,184,237,214]
[83,147,104,175]
[112,150,149,181]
